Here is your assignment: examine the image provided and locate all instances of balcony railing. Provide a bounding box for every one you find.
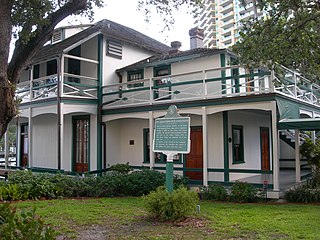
[16,73,98,104]
[102,65,320,110]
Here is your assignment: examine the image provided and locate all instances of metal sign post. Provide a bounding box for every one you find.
[153,105,190,192]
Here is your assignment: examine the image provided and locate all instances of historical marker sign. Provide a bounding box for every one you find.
[153,117,190,153]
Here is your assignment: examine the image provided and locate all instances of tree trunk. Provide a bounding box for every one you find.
[0,77,16,137]
[0,0,14,138]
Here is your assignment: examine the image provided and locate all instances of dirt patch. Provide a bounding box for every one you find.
[57,216,214,239]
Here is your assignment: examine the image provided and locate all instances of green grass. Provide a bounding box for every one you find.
[12,198,320,239]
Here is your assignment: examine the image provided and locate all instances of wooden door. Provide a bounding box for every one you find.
[185,127,203,181]
[260,127,270,171]
[73,117,89,173]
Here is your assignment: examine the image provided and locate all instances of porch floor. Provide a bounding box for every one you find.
[237,169,311,191]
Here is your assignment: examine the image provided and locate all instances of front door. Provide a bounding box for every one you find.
[20,124,28,167]
[73,116,90,173]
[185,127,203,182]
[260,127,270,171]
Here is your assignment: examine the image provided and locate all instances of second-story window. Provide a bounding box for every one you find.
[67,46,81,83]
[127,70,144,88]
[154,65,171,100]
[46,59,57,85]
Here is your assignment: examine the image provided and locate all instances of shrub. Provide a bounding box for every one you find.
[199,184,228,201]
[285,186,320,203]
[109,163,132,174]
[143,186,199,221]
[230,181,257,203]
[122,170,166,196]
[0,203,56,239]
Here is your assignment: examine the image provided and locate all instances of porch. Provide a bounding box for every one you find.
[102,64,320,110]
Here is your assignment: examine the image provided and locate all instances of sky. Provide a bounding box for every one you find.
[59,0,196,50]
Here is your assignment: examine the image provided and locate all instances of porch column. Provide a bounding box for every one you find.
[4,130,9,169]
[202,107,208,186]
[28,107,32,168]
[295,130,301,183]
[311,112,316,144]
[271,102,279,191]
[149,111,155,169]
[59,104,64,170]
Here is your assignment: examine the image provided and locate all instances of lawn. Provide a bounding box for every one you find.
[13,198,320,239]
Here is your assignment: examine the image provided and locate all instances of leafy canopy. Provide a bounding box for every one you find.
[233,0,320,83]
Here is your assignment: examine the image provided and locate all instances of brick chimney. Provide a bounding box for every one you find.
[169,41,182,54]
[189,27,204,49]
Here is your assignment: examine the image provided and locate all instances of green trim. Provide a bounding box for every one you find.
[208,181,274,189]
[223,111,229,181]
[97,34,103,171]
[102,93,279,116]
[61,99,98,105]
[72,115,90,173]
[143,128,149,163]
[232,125,245,164]
[207,168,272,174]
[260,127,271,170]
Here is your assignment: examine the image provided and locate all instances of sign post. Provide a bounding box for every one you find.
[153,105,190,192]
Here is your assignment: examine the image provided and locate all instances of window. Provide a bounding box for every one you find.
[143,128,182,164]
[232,125,244,164]
[67,46,81,83]
[46,60,57,85]
[46,60,57,76]
[153,65,171,100]
[33,64,40,80]
[107,40,122,59]
[127,70,144,88]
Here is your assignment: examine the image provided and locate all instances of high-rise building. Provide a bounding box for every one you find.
[195,0,264,49]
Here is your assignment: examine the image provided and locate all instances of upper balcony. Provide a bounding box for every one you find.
[16,54,99,105]
[102,65,320,110]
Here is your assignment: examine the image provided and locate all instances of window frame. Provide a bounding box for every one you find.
[127,69,144,88]
[153,65,171,100]
[232,125,245,164]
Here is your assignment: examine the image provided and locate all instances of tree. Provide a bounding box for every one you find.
[0,0,103,138]
[0,0,203,139]
[233,0,320,83]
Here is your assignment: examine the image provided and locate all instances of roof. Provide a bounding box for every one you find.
[32,19,172,62]
[117,48,236,72]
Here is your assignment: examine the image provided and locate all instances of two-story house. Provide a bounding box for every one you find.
[8,19,320,198]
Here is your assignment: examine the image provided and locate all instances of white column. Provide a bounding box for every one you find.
[295,130,301,183]
[16,118,21,167]
[149,111,155,169]
[271,102,279,191]
[61,55,65,97]
[202,107,208,186]
[311,111,316,144]
[60,103,64,170]
[28,107,32,168]
[4,130,9,169]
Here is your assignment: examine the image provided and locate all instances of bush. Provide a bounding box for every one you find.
[143,186,199,221]
[109,163,132,174]
[285,186,320,203]
[230,181,257,203]
[0,203,56,239]
[199,184,228,201]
